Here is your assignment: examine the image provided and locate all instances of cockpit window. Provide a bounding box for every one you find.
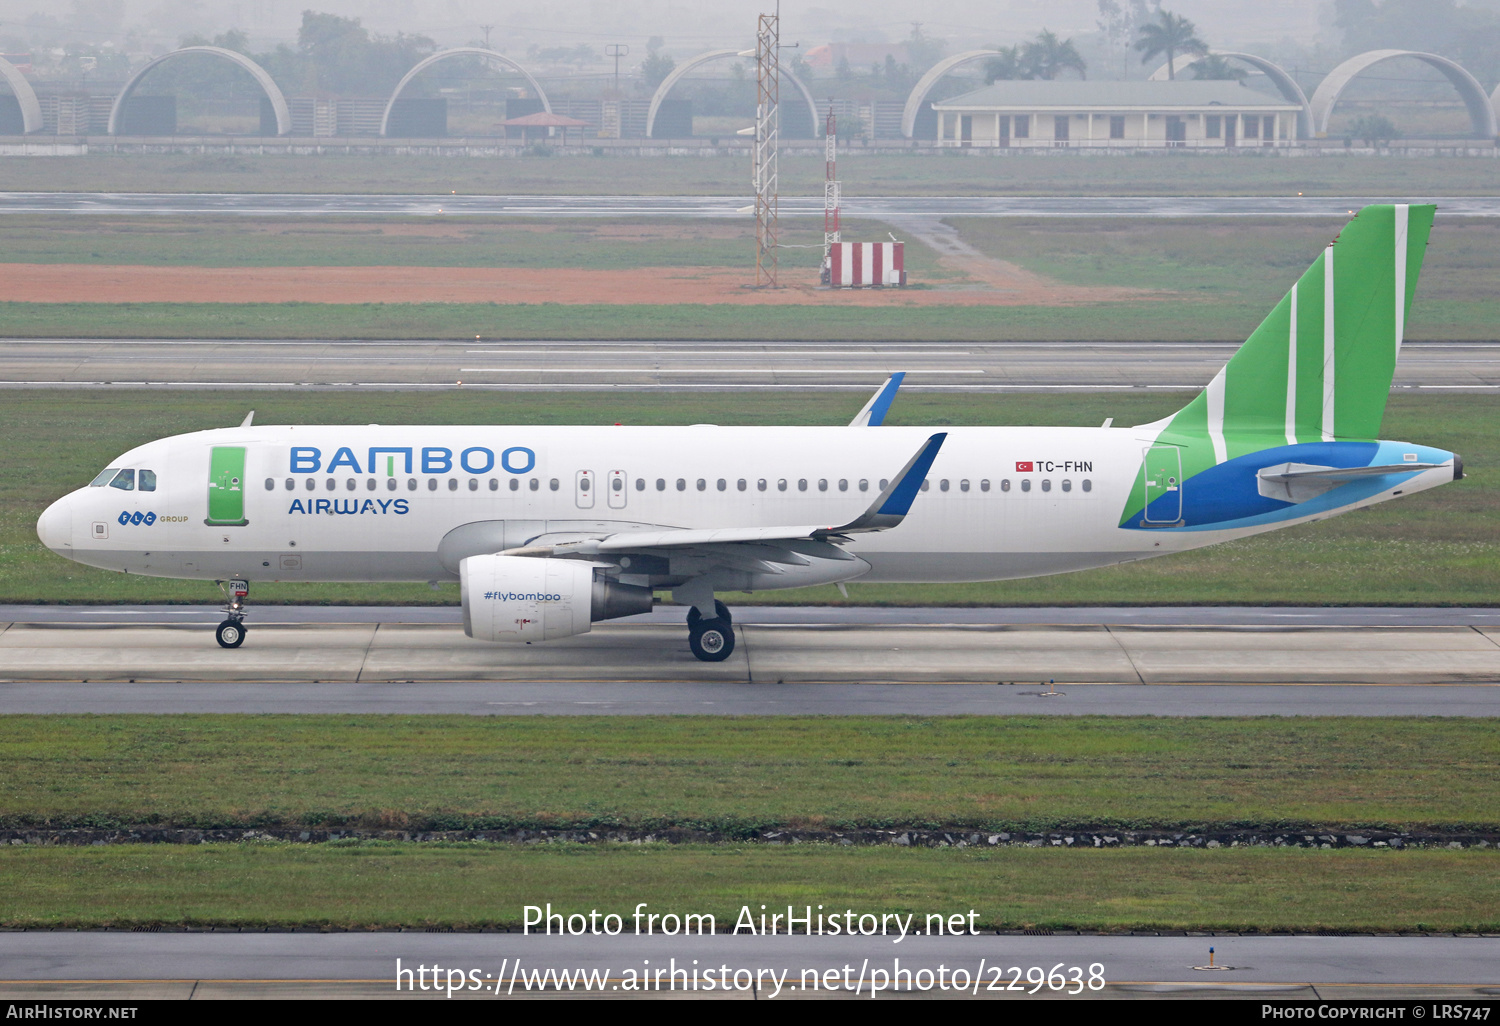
[138,470,157,492]
[108,469,135,491]
[90,468,119,487]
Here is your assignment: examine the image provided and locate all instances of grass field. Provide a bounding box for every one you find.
[3,390,1492,606]
[0,843,1492,933]
[1,216,1493,342]
[3,152,1498,196]
[2,715,1494,833]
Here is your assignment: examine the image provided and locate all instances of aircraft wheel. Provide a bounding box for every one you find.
[688,619,735,662]
[215,619,246,649]
[686,601,732,628]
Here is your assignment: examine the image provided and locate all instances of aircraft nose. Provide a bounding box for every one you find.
[37,495,73,554]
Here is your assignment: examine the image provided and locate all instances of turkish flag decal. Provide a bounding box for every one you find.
[1015,461,1034,472]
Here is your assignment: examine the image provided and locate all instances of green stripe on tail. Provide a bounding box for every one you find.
[1119,204,1435,526]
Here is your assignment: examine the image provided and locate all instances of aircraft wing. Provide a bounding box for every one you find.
[501,433,947,564]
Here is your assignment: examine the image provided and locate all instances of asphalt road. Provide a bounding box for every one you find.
[4,193,1500,218]
[2,339,1496,392]
[0,933,1495,999]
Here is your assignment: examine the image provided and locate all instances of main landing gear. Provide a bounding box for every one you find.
[215,578,249,649]
[687,600,734,662]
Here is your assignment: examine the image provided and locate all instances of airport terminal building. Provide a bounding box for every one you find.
[930,80,1304,148]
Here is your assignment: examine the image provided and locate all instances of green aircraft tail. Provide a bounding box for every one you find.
[1119,203,1435,527]
[1152,203,1433,458]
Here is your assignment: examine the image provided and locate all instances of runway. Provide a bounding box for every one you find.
[4,193,1500,218]
[1,339,1496,391]
[1,933,1495,1000]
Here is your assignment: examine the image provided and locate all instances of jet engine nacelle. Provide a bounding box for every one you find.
[460,554,653,643]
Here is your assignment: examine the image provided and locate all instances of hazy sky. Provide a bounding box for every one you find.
[0,0,1329,54]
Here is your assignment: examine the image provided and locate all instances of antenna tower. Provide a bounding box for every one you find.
[753,9,780,287]
[822,105,840,283]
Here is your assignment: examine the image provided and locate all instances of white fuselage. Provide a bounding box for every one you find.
[35,423,1455,591]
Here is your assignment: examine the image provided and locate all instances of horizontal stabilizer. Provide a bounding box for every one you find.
[1257,460,1440,503]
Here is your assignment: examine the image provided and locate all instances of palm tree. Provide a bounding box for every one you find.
[1191,54,1247,81]
[983,45,1025,83]
[1135,10,1208,79]
[1022,29,1087,80]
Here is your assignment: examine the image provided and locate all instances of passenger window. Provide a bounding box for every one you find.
[920,480,929,492]
[489,478,499,491]
[326,478,336,491]
[1021,479,1031,493]
[980,479,990,492]
[858,479,868,492]
[696,479,706,491]
[428,479,438,491]
[798,479,807,491]
[529,478,539,491]
[838,479,848,492]
[1082,479,1092,492]
[612,477,623,492]
[580,477,591,492]
[138,470,156,492]
[818,479,827,492]
[656,478,666,491]
[346,479,357,491]
[308,479,318,492]
[879,479,889,490]
[510,479,520,491]
[264,478,275,491]
[468,479,479,491]
[449,479,459,491]
[717,478,726,491]
[737,479,747,491]
[1001,479,1011,492]
[285,478,294,491]
[367,478,377,491]
[109,469,135,491]
[676,478,686,491]
[1062,479,1072,492]
[777,479,787,491]
[90,468,119,487]
[388,478,397,491]
[635,478,645,491]
[407,478,417,491]
[1042,479,1052,493]
[940,479,950,492]
[549,479,559,491]
[758,479,767,491]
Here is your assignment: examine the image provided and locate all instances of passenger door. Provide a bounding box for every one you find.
[1141,445,1183,523]
[206,446,249,526]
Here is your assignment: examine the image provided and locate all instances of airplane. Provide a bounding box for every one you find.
[36,204,1462,662]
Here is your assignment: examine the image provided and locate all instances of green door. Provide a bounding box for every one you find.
[1141,445,1182,523]
[206,446,249,526]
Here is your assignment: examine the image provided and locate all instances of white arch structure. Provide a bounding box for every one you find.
[0,55,43,133]
[109,45,290,135]
[382,48,551,136]
[645,48,821,139]
[1150,51,1313,139]
[1309,49,1496,139]
[901,50,1002,138]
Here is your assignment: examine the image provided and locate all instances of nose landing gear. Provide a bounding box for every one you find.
[687,600,734,662]
[215,578,249,649]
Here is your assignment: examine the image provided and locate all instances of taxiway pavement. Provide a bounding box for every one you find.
[0,933,1495,1000]
[1,339,1496,392]
[5,193,1500,219]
